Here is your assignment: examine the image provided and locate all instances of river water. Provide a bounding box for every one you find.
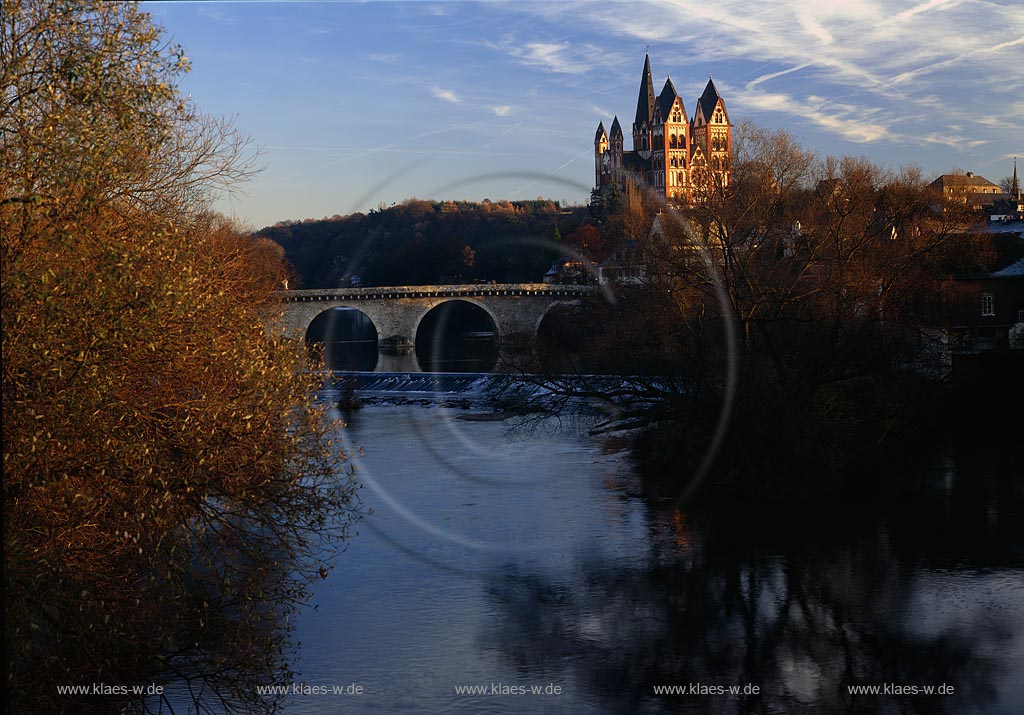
[281,401,1024,715]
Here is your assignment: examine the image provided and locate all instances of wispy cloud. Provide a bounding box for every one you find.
[421,4,453,17]
[197,6,237,25]
[795,9,834,46]
[368,53,401,64]
[746,63,811,90]
[891,0,964,23]
[887,37,1024,86]
[505,0,1024,148]
[432,86,461,104]
[484,121,523,147]
[736,88,892,143]
[490,105,513,116]
[919,133,988,150]
[491,37,623,75]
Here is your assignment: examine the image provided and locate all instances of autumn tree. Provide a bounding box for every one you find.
[523,121,993,498]
[637,125,989,490]
[1,2,358,713]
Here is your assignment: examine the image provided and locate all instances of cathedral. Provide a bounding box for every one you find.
[594,53,732,204]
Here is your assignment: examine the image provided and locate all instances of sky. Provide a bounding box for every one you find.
[144,0,1024,230]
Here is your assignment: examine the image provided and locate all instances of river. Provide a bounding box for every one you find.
[279,400,1024,715]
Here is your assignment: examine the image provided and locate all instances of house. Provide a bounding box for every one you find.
[949,258,1024,352]
[929,171,1003,211]
[543,257,590,285]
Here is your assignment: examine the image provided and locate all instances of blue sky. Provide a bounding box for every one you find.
[145,0,1024,230]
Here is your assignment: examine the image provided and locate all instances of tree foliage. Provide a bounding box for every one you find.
[2,2,357,712]
[257,199,589,288]
[528,122,996,498]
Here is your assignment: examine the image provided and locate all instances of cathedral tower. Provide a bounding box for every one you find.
[650,76,690,202]
[632,53,656,161]
[594,121,608,188]
[609,116,624,173]
[691,77,732,194]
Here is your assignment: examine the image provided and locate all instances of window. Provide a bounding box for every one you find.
[1017,309,1024,323]
[981,293,995,317]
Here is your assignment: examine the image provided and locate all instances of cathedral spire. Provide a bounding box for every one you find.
[1013,157,1020,199]
[634,53,656,128]
[656,75,680,121]
[698,76,723,122]
[610,116,623,138]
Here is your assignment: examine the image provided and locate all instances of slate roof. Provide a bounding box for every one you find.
[594,121,606,143]
[634,53,656,127]
[610,116,623,138]
[991,258,1024,277]
[622,152,648,172]
[929,173,1000,191]
[656,76,679,122]
[697,77,723,121]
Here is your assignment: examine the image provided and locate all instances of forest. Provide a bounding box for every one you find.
[254,199,601,287]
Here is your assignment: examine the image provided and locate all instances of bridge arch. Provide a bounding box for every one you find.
[534,298,591,335]
[413,299,500,373]
[535,299,600,373]
[305,306,380,371]
[411,298,501,346]
[272,285,599,370]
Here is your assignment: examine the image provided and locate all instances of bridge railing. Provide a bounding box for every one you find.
[272,283,597,301]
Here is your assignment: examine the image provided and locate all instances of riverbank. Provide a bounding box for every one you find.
[631,359,1023,507]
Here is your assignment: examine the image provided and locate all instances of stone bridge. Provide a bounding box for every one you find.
[272,284,596,349]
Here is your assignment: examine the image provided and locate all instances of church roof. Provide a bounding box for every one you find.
[634,53,656,128]
[697,77,723,121]
[610,116,623,138]
[595,121,606,142]
[656,76,680,121]
[622,151,647,172]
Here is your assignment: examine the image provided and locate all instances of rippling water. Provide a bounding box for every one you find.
[281,404,1024,715]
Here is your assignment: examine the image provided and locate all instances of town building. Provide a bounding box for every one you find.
[929,170,1006,212]
[948,258,1024,352]
[594,54,732,204]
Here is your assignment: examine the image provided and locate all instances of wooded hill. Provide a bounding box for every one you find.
[254,199,594,288]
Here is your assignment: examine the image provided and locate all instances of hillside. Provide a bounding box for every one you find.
[255,199,593,288]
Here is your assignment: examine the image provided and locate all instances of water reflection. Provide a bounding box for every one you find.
[481,443,1024,714]
[483,525,1016,714]
[415,300,498,373]
[289,407,1023,715]
[306,307,379,371]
